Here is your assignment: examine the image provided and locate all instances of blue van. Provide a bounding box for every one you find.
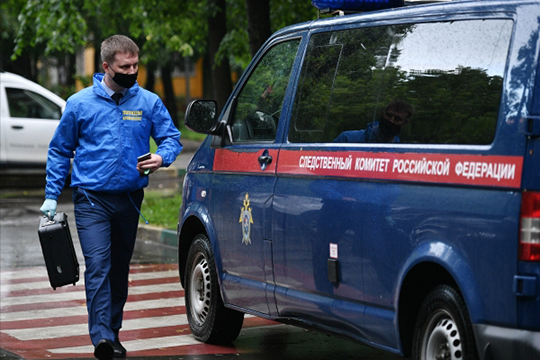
[177,1,540,359]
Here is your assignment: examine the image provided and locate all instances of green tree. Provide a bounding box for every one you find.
[1,0,46,80]
[245,0,271,57]
[9,0,318,111]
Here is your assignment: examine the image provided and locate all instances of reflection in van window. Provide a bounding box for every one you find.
[289,19,512,145]
[6,88,62,120]
[231,40,300,142]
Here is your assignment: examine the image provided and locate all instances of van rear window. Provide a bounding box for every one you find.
[289,19,513,145]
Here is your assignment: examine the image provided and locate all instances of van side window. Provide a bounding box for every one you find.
[5,88,62,120]
[289,19,512,145]
[230,40,300,142]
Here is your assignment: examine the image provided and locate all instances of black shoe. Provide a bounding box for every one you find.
[113,339,127,358]
[94,339,114,360]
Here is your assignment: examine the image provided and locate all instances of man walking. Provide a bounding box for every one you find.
[40,35,182,359]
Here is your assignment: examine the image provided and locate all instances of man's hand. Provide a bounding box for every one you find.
[137,153,163,176]
[40,199,58,220]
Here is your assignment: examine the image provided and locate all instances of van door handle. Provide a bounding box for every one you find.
[258,150,272,171]
[11,125,24,130]
[526,116,540,137]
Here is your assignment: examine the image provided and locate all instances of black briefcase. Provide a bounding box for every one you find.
[38,212,80,290]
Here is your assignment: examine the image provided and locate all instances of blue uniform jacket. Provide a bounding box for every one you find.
[334,122,399,143]
[45,73,182,200]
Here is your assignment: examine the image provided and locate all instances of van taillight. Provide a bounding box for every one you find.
[519,191,540,262]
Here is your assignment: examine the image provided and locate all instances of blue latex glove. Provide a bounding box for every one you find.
[40,199,57,220]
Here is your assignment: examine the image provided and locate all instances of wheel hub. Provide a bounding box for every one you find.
[426,318,463,360]
[189,256,211,325]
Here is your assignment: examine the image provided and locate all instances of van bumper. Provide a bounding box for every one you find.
[474,324,540,360]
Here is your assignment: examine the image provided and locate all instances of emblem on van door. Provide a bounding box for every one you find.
[239,193,253,245]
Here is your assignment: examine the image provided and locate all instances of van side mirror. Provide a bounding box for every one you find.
[184,100,219,134]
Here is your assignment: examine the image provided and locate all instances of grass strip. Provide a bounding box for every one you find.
[139,190,182,229]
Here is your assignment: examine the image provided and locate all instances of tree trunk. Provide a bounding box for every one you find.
[161,61,179,127]
[94,39,102,73]
[57,53,76,89]
[67,53,76,88]
[184,56,191,106]
[145,60,157,93]
[5,53,33,80]
[207,0,232,112]
[245,0,271,58]
[203,52,214,100]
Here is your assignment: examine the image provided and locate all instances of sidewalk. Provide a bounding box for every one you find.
[136,139,201,247]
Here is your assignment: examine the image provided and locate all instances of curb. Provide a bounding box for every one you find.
[137,224,178,247]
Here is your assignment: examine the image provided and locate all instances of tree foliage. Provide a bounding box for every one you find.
[1,0,44,79]
[12,0,87,60]
[10,0,316,72]
[6,0,318,117]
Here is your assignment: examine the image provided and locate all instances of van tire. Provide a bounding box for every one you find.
[412,285,478,360]
[184,234,244,344]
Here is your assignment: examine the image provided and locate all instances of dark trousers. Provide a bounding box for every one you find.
[73,188,143,345]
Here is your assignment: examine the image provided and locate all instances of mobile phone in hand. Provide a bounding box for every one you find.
[137,152,151,162]
[137,153,151,176]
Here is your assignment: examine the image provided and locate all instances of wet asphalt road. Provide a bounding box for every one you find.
[0,187,178,270]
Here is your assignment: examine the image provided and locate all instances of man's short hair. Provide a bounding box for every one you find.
[101,35,139,65]
[385,99,414,118]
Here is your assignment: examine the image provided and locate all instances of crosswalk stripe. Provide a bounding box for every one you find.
[0,270,179,293]
[0,279,68,292]
[48,333,203,354]
[127,270,180,281]
[49,321,277,355]
[1,282,181,307]
[0,268,48,281]
[0,264,267,358]
[3,314,189,341]
[0,297,185,322]
[1,287,86,306]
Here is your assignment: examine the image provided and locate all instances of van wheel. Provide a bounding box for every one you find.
[184,234,244,344]
[412,285,478,360]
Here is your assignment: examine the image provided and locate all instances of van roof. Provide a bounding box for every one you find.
[271,0,539,39]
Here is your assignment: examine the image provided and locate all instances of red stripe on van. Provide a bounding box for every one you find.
[214,148,278,173]
[277,150,523,188]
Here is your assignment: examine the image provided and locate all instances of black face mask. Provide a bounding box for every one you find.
[379,116,402,138]
[109,69,138,88]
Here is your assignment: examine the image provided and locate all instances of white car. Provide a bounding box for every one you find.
[0,71,66,169]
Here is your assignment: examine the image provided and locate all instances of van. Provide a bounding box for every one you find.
[0,71,66,169]
[178,1,540,359]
